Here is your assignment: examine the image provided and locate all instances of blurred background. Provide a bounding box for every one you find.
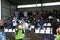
[0,0,60,40]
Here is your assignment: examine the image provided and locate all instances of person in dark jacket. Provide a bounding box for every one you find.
[37,15,45,30]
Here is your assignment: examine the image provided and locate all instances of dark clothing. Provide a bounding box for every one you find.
[12,26,16,29]
[18,12,24,19]
[37,18,45,26]
[43,34,54,40]
[0,26,4,32]
[17,39,22,40]
[52,19,57,34]
[36,18,45,29]
[4,22,12,29]
[0,26,4,29]
[27,12,33,17]
[9,16,13,22]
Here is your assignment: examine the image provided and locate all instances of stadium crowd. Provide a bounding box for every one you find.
[0,9,60,34]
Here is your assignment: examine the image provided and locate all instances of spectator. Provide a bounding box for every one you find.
[37,15,45,30]
[12,16,17,29]
[0,20,6,40]
[52,17,57,34]
[5,19,12,29]
[0,20,4,31]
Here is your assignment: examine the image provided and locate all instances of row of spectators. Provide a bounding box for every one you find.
[36,9,60,34]
[0,9,60,34]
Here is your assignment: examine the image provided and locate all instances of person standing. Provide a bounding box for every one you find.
[15,24,24,40]
[37,15,45,30]
[12,16,17,29]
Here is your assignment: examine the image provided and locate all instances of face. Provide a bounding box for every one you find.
[0,20,4,26]
[13,17,16,20]
[18,25,23,30]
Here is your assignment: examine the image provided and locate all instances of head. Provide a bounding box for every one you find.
[13,16,16,20]
[0,20,4,26]
[18,24,23,30]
